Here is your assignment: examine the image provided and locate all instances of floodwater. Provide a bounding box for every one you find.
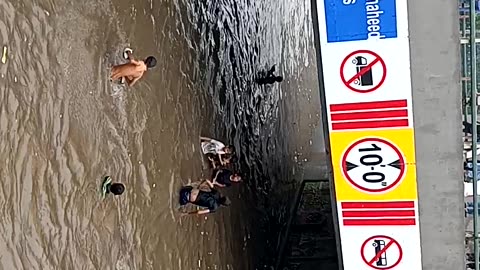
[0,0,322,269]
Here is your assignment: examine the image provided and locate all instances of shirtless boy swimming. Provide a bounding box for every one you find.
[110,49,157,87]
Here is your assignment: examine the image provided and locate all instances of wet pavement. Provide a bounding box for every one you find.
[0,0,322,269]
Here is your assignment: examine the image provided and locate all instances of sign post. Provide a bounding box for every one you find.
[313,0,422,269]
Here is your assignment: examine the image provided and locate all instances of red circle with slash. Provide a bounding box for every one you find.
[340,50,387,93]
[360,235,403,269]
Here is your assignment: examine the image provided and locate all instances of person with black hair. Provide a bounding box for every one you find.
[211,169,242,188]
[110,48,157,87]
[179,180,230,216]
[255,64,283,85]
[101,176,125,198]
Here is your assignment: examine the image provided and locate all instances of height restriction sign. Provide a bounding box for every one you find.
[341,137,406,193]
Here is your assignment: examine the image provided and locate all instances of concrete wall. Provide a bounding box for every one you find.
[408,0,465,268]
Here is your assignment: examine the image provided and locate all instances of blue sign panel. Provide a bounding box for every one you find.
[324,0,398,43]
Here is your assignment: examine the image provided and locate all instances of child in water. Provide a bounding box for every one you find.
[110,48,157,87]
[255,64,283,85]
[101,176,125,198]
[200,136,235,167]
[211,169,242,188]
[179,179,231,216]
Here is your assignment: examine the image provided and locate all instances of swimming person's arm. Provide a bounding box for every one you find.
[218,156,231,166]
[212,170,224,185]
[128,56,140,64]
[200,136,213,142]
[128,76,141,86]
[212,170,221,181]
[200,179,215,189]
[218,153,226,165]
[183,209,211,216]
[126,50,134,60]
[221,155,232,165]
[205,180,215,189]
[212,172,225,187]
[196,209,211,215]
[124,77,133,85]
[182,195,220,217]
[208,156,217,168]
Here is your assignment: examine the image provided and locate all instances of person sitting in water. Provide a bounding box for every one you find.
[200,136,235,166]
[101,176,125,198]
[179,180,231,216]
[255,64,283,85]
[110,49,157,87]
[211,169,242,188]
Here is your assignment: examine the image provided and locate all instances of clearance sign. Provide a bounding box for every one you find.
[330,128,418,201]
[314,0,423,269]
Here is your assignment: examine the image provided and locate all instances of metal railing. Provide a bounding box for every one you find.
[274,179,336,270]
[462,1,480,269]
[472,0,479,265]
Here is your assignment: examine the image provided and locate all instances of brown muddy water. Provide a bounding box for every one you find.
[0,0,323,269]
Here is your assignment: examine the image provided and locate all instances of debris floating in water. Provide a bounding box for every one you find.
[1,46,6,64]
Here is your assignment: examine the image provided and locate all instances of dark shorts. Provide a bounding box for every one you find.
[179,186,193,206]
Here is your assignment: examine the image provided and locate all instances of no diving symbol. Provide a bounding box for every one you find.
[361,235,403,269]
[340,50,386,93]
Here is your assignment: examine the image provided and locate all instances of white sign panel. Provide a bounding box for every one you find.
[338,200,422,270]
[312,0,423,268]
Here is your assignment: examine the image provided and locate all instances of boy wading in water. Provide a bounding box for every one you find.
[179,179,230,216]
[110,48,157,86]
[211,169,242,188]
[200,136,235,167]
[101,176,125,198]
[255,64,283,85]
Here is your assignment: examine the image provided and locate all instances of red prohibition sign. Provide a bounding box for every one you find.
[361,235,403,269]
[340,50,387,93]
